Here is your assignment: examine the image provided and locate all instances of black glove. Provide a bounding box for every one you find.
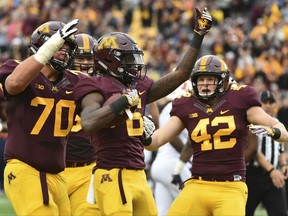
[171,174,182,188]
[194,7,213,36]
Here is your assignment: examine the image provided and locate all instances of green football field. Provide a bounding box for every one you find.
[0,191,15,216]
[0,190,268,216]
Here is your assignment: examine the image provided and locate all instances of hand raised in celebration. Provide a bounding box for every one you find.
[59,19,79,39]
[194,7,213,36]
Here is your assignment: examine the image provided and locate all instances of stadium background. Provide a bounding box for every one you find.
[1,0,288,215]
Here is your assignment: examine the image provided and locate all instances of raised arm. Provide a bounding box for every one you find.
[147,7,212,103]
[5,19,79,95]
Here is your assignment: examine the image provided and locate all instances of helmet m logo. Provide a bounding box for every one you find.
[98,36,118,50]
[101,174,112,183]
[37,24,50,33]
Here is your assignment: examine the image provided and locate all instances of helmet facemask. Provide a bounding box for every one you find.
[192,72,228,101]
[72,33,97,75]
[49,41,77,72]
[191,55,230,101]
[119,51,147,84]
[73,52,94,75]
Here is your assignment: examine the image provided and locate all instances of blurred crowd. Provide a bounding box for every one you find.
[0,0,288,127]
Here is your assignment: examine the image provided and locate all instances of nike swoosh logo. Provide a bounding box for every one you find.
[66,90,73,94]
[220,110,230,115]
[139,91,146,95]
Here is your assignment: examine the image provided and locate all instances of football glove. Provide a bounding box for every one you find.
[122,89,140,108]
[59,19,79,39]
[34,19,79,65]
[248,124,281,139]
[194,7,213,36]
[143,115,156,140]
[171,174,182,187]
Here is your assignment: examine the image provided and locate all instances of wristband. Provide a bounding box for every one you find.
[34,32,64,65]
[272,128,281,140]
[189,33,204,49]
[173,160,185,175]
[141,137,152,146]
[267,167,275,175]
[109,96,129,115]
[0,122,3,132]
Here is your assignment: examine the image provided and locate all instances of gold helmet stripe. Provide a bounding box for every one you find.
[198,55,209,72]
[220,58,227,71]
[82,34,90,52]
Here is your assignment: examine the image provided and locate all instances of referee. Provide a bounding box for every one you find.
[246,90,288,216]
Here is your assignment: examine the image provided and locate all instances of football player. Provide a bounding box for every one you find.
[73,7,212,216]
[64,33,100,215]
[144,55,288,216]
[0,20,89,215]
[71,33,97,75]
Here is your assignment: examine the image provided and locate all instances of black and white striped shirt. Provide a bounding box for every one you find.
[251,136,284,168]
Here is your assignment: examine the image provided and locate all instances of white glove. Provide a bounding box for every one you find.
[248,124,276,137]
[122,89,140,107]
[59,19,79,39]
[143,115,156,140]
[34,19,79,65]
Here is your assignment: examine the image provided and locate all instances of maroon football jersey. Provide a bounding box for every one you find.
[0,59,88,173]
[0,87,5,102]
[170,85,261,181]
[74,75,153,169]
[66,115,95,163]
